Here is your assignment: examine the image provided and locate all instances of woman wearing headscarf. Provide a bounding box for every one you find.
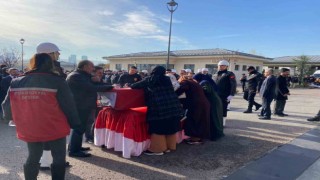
[175,75,211,144]
[193,73,224,140]
[130,66,183,155]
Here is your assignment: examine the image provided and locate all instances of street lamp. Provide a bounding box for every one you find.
[166,0,178,69]
[19,38,25,72]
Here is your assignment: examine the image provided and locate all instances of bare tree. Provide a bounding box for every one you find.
[0,48,21,68]
[294,55,312,85]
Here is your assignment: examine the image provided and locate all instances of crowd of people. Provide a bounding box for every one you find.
[0,42,319,180]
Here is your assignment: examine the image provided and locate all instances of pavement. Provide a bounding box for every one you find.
[0,88,319,180]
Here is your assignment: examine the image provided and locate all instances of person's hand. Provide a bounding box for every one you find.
[227,95,233,102]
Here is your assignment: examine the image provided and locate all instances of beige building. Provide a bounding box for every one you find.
[103,48,271,83]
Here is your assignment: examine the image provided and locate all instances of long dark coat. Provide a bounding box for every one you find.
[176,80,211,139]
[130,75,183,135]
[275,75,290,100]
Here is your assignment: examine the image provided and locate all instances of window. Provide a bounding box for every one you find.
[205,64,218,74]
[235,65,239,71]
[184,64,195,72]
[115,64,122,70]
[242,65,247,71]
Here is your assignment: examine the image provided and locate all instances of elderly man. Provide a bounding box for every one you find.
[201,68,212,78]
[212,60,237,126]
[67,60,113,157]
[259,68,276,120]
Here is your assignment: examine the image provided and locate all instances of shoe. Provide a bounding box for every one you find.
[307,116,320,122]
[85,139,94,144]
[257,114,263,117]
[186,139,203,145]
[255,105,262,111]
[69,151,91,158]
[144,150,164,156]
[259,117,271,120]
[39,166,50,171]
[80,147,91,151]
[281,113,289,116]
[274,113,284,117]
[39,162,70,171]
[164,149,171,153]
[243,110,253,113]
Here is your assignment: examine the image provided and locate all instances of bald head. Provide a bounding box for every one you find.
[264,68,274,77]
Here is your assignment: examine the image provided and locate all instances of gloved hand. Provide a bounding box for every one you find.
[226,95,233,102]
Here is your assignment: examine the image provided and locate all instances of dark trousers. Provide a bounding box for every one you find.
[69,108,91,153]
[85,109,96,141]
[219,96,228,117]
[241,83,245,92]
[260,98,273,118]
[274,100,286,114]
[243,90,261,111]
[25,138,66,180]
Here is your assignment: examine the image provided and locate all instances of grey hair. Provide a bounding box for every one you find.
[266,68,274,74]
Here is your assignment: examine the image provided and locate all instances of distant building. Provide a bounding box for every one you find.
[68,55,77,64]
[59,60,76,72]
[103,48,271,83]
[264,55,320,75]
[81,55,88,60]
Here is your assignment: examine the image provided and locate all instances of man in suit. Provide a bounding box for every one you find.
[67,60,113,157]
[274,68,290,116]
[259,68,276,120]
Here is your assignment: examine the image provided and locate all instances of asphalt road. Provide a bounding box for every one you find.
[0,88,319,180]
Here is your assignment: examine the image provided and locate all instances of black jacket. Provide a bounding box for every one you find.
[275,75,290,100]
[246,70,263,92]
[0,76,13,103]
[66,69,113,110]
[212,70,237,98]
[118,73,142,87]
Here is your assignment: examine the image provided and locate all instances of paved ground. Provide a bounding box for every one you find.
[0,88,319,180]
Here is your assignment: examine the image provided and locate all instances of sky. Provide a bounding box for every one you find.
[1,0,319,63]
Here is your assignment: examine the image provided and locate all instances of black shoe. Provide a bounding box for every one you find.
[144,150,164,156]
[243,110,253,113]
[39,162,70,171]
[259,117,271,120]
[257,114,263,117]
[282,113,289,116]
[69,151,91,158]
[307,116,320,122]
[80,147,91,151]
[255,104,262,111]
[274,113,284,117]
[39,166,50,171]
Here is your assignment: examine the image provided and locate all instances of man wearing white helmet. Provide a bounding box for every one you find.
[36,42,69,170]
[36,42,66,78]
[212,60,237,126]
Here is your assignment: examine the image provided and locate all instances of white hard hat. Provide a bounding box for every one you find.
[185,69,192,73]
[202,68,209,72]
[36,42,60,54]
[218,60,229,66]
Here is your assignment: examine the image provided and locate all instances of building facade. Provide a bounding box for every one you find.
[103,48,271,83]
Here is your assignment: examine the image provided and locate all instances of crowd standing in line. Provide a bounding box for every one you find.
[0,41,319,179]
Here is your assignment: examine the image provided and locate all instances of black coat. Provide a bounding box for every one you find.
[212,70,237,98]
[66,70,113,110]
[246,70,263,92]
[0,76,13,103]
[275,75,290,100]
[118,73,142,87]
